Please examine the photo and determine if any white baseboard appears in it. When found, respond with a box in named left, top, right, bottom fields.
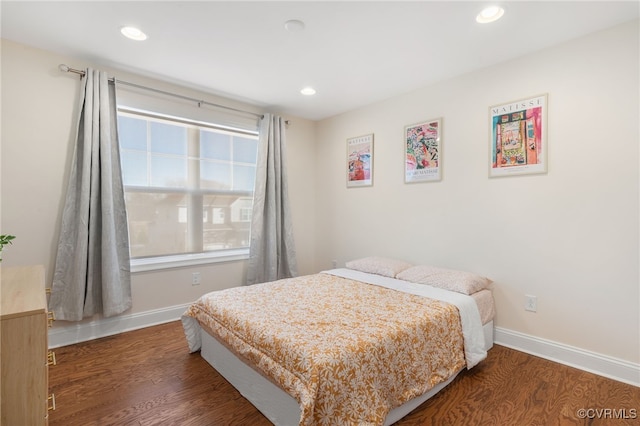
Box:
left=48, top=303, right=190, bottom=349
left=494, top=326, right=640, bottom=387
left=49, top=309, right=640, bottom=387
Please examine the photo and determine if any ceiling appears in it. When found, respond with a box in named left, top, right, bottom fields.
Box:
left=1, top=1, right=638, bottom=121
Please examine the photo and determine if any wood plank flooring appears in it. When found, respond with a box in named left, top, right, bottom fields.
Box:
left=48, top=321, right=639, bottom=425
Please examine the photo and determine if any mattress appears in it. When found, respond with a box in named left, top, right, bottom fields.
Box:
left=182, top=269, right=495, bottom=425
left=471, top=288, right=495, bottom=326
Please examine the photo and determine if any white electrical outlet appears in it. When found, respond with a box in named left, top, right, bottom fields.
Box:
left=331, top=260, right=337, bottom=268
left=192, top=272, right=201, bottom=286
left=525, top=294, right=537, bottom=312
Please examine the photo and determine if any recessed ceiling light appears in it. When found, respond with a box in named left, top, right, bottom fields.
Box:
left=300, top=87, right=316, bottom=96
left=120, top=26, right=147, bottom=41
left=284, top=19, right=305, bottom=32
left=476, top=6, right=505, bottom=24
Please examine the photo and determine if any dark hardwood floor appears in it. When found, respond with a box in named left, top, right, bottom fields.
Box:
left=48, top=321, right=639, bottom=425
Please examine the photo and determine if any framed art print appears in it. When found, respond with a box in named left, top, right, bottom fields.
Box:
left=489, top=94, right=547, bottom=177
left=347, top=133, right=373, bottom=187
left=405, top=118, right=442, bottom=183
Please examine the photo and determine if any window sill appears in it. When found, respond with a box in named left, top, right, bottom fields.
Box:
left=130, top=249, right=249, bottom=273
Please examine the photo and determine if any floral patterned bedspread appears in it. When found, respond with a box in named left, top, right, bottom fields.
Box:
left=182, top=273, right=466, bottom=426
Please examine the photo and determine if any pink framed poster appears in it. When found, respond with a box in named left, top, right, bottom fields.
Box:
left=347, top=133, right=373, bottom=187
left=405, top=118, right=442, bottom=183
left=489, top=94, right=548, bottom=177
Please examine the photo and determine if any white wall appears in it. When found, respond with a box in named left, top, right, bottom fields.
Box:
left=1, top=20, right=637, bottom=381
left=315, top=20, right=639, bottom=366
left=0, top=39, right=317, bottom=323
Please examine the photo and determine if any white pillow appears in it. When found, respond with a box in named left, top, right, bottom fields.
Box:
left=345, top=256, right=413, bottom=278
left=396, top=265, right=492, bottom=295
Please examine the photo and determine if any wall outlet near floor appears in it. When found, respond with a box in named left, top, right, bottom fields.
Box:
left=192, top=272, right=201, bottom=286
left=331, top=259, right=337, bottom=269
left=525, top=294, right=537, bottom=312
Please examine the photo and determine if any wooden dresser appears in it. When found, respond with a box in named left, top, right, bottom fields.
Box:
left=1, top=265, right=55, bottom=425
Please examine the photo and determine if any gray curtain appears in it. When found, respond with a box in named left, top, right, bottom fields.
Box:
left=49, top=68, right=131, bottom=321
left=246, top=114, right=297, bottom=285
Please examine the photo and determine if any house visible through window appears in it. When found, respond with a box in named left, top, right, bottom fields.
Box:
left=117, top=109, right=258, bottom=260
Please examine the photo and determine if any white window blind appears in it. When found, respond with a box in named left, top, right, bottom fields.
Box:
left=117, top=108, right=259, bottom=267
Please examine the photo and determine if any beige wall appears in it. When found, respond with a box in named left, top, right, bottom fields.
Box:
left=2, top=20, right=638, bottom=366
left=0, top=39, right=317, bottom=315
left=314, top=20, right=639, bottom=364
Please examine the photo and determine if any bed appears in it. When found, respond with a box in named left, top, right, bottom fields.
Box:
left=182, top=259, right=495, bottom=426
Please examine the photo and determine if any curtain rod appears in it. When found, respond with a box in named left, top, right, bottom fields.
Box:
left=58, top=64, right=264, bottom=120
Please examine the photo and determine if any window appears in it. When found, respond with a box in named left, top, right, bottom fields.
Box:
left=117, top=109, right=259, bottom=263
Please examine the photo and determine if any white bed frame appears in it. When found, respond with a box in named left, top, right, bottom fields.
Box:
left=199, top=321, right=494, bottom=426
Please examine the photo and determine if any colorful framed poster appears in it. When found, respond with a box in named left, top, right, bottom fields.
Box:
left=405, top=118, right=442, bottom=183
left=347, top=133, right=373, bottom=187
left=489, top=94, right=547, bottom=177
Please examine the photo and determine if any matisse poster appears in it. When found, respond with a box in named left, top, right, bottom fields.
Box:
left=405, top=119, right=442, bottom=183
left=490, top=94, right=547, bottom=177
left=347, top=133, right=373, bottom=187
